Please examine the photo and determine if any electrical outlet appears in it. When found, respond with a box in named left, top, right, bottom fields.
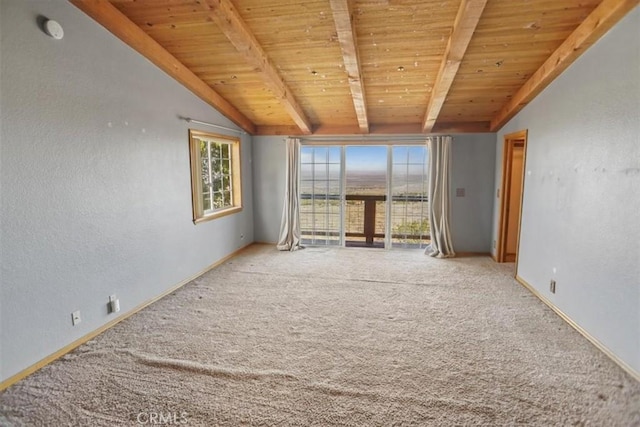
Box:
left=550, top=280, right=556, bottom=294
left=72, top=310, right=81, bottom=325
left=108, top=295, right=120, bottom=314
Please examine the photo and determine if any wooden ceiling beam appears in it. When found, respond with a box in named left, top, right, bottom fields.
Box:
left=201, top=0, right=313, bottom=135
left=422, top=0, right=488, bottom=133
left=255, top=121, right=490, bottom=136
left=70, top=0, right=255, bottom=134
left=329, top=0, right=369, bottom=133
left=490, top=0, right=639, bottom=132
left=431, top=121, right=491, bottom=133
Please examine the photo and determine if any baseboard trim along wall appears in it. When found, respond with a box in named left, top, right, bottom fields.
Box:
left=515, top=275, right=640, bottom=382
left=455, top=252, right=491, bottom=258
left=255, top=242, right=489, bottom=258
left=7, top=248, right=632, bottom=390
left=0, top=243, right=254, bottom=392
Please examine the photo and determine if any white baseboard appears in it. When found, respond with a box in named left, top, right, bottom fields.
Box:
left=515, top=275, right=640, bottom=382
left=0, top=243, right=254, bottom=391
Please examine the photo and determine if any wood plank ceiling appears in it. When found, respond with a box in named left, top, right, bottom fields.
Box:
left=71, top=0, right=638, bottom=135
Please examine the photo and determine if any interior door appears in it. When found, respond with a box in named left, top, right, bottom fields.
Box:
left=505, top=143, right=524, bottom=259
left=498, top=130, right=528, bottom=263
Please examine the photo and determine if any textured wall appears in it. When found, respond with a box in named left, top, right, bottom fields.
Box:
left=491, top=8, right=640, bottom=373
left=0, top=0, right=253, bottom=381
left=252, top=136, right=287, bottom=244
left=450, top=134, right=496, bottom=253
left=252, top=134, right=496, bottom=252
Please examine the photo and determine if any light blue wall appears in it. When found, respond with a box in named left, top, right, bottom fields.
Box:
left=491, top=8, right=640, bottom=374
left=451, top=134, right=496, bottom=253
left=0, top=0, right=253, bottom=382
left=252, top=134, right=496, bottom=252
left=252, top=136, right=286, bottom=243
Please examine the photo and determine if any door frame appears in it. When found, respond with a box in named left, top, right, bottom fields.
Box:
left=497, top=130, right=528, bottom=263
left=299, top=142, right=430, bottom=249
left=343, top=144, right=389, bottom=248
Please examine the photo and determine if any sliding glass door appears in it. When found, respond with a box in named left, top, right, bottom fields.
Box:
left=300, top=143, right=429, bottom=249
left=390, top=146, right=430, bottom=248
left=299, top=146, right=342, bottom=245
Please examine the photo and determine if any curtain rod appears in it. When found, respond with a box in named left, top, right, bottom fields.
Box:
left=298, top=134, right=446, bottom=145
left=181, top=117, right=245, bottom=134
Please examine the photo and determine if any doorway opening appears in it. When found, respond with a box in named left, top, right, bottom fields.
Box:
left=300, top=144, right=430, bottom=249
left=345, top=146, right=387, bottom=248
left=497, top=130, right=528, bottom=263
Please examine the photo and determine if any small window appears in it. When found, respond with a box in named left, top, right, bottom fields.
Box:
left=189, top=130, right=242, bottom=223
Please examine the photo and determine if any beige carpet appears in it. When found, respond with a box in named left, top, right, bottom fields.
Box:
left=1, top=244, right=638, bottom=426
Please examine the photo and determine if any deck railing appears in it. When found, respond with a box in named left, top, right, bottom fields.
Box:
left=300, top=194, right=430, bottom=247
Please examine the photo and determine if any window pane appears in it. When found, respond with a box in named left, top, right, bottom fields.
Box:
left=203, top=192, right=212, bottom=213
left=393, top=146, right=409, bottom=164
left=407, top=146, right=426, bottom=164
left=223, top=191, right=232, bottom=207
left=328, top=163, right=340, bottom=180
left=327, top=180, right=341, bottom=196
left=300, top=180, right=313, bottom=196
left=213, top=177, right=222, bottom=192
left=211, top=143, right=221, bottom=159
left=314, top=165, right=328, bottom=181
left=301, top=166, right=313, bottom=182
left=328, top=147, right=341, bottom=164
left=313, top=181, right=330, bottom=196
left=200, top=140, right=208, bottom=159
left=213, top=191, right=224, bottom=209
left=201, top=158, right=210, bottom=188
left=392, top=169, right=407, bottom=191
left=313, top=147, right=328, bottom=162
left=301, top=147, right=313, bottom=164
left=221, top=143, right=230, bottom=159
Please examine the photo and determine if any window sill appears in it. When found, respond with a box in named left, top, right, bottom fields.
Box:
left=193, top=206, right=243, bottom=224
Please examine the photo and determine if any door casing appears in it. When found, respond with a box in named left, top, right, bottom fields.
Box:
left=497, top=130, right=528, bottom=264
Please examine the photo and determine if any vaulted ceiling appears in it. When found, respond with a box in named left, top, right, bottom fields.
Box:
left=71, top=0, right=638, bottom=135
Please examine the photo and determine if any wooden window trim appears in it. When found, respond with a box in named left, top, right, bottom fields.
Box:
left=189, top=129, right=242, bottom=224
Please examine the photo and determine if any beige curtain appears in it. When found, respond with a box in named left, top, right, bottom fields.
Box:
left=277, top=137, right=302, bottom=251
left=425, top=136, right=455, bottom=258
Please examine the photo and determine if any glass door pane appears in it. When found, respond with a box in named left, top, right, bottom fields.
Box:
left=300, top=146, right=342, bottom=245
left=345, top=146, right=387, bottom=248
left=391, top=146, right=430, bottom=248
